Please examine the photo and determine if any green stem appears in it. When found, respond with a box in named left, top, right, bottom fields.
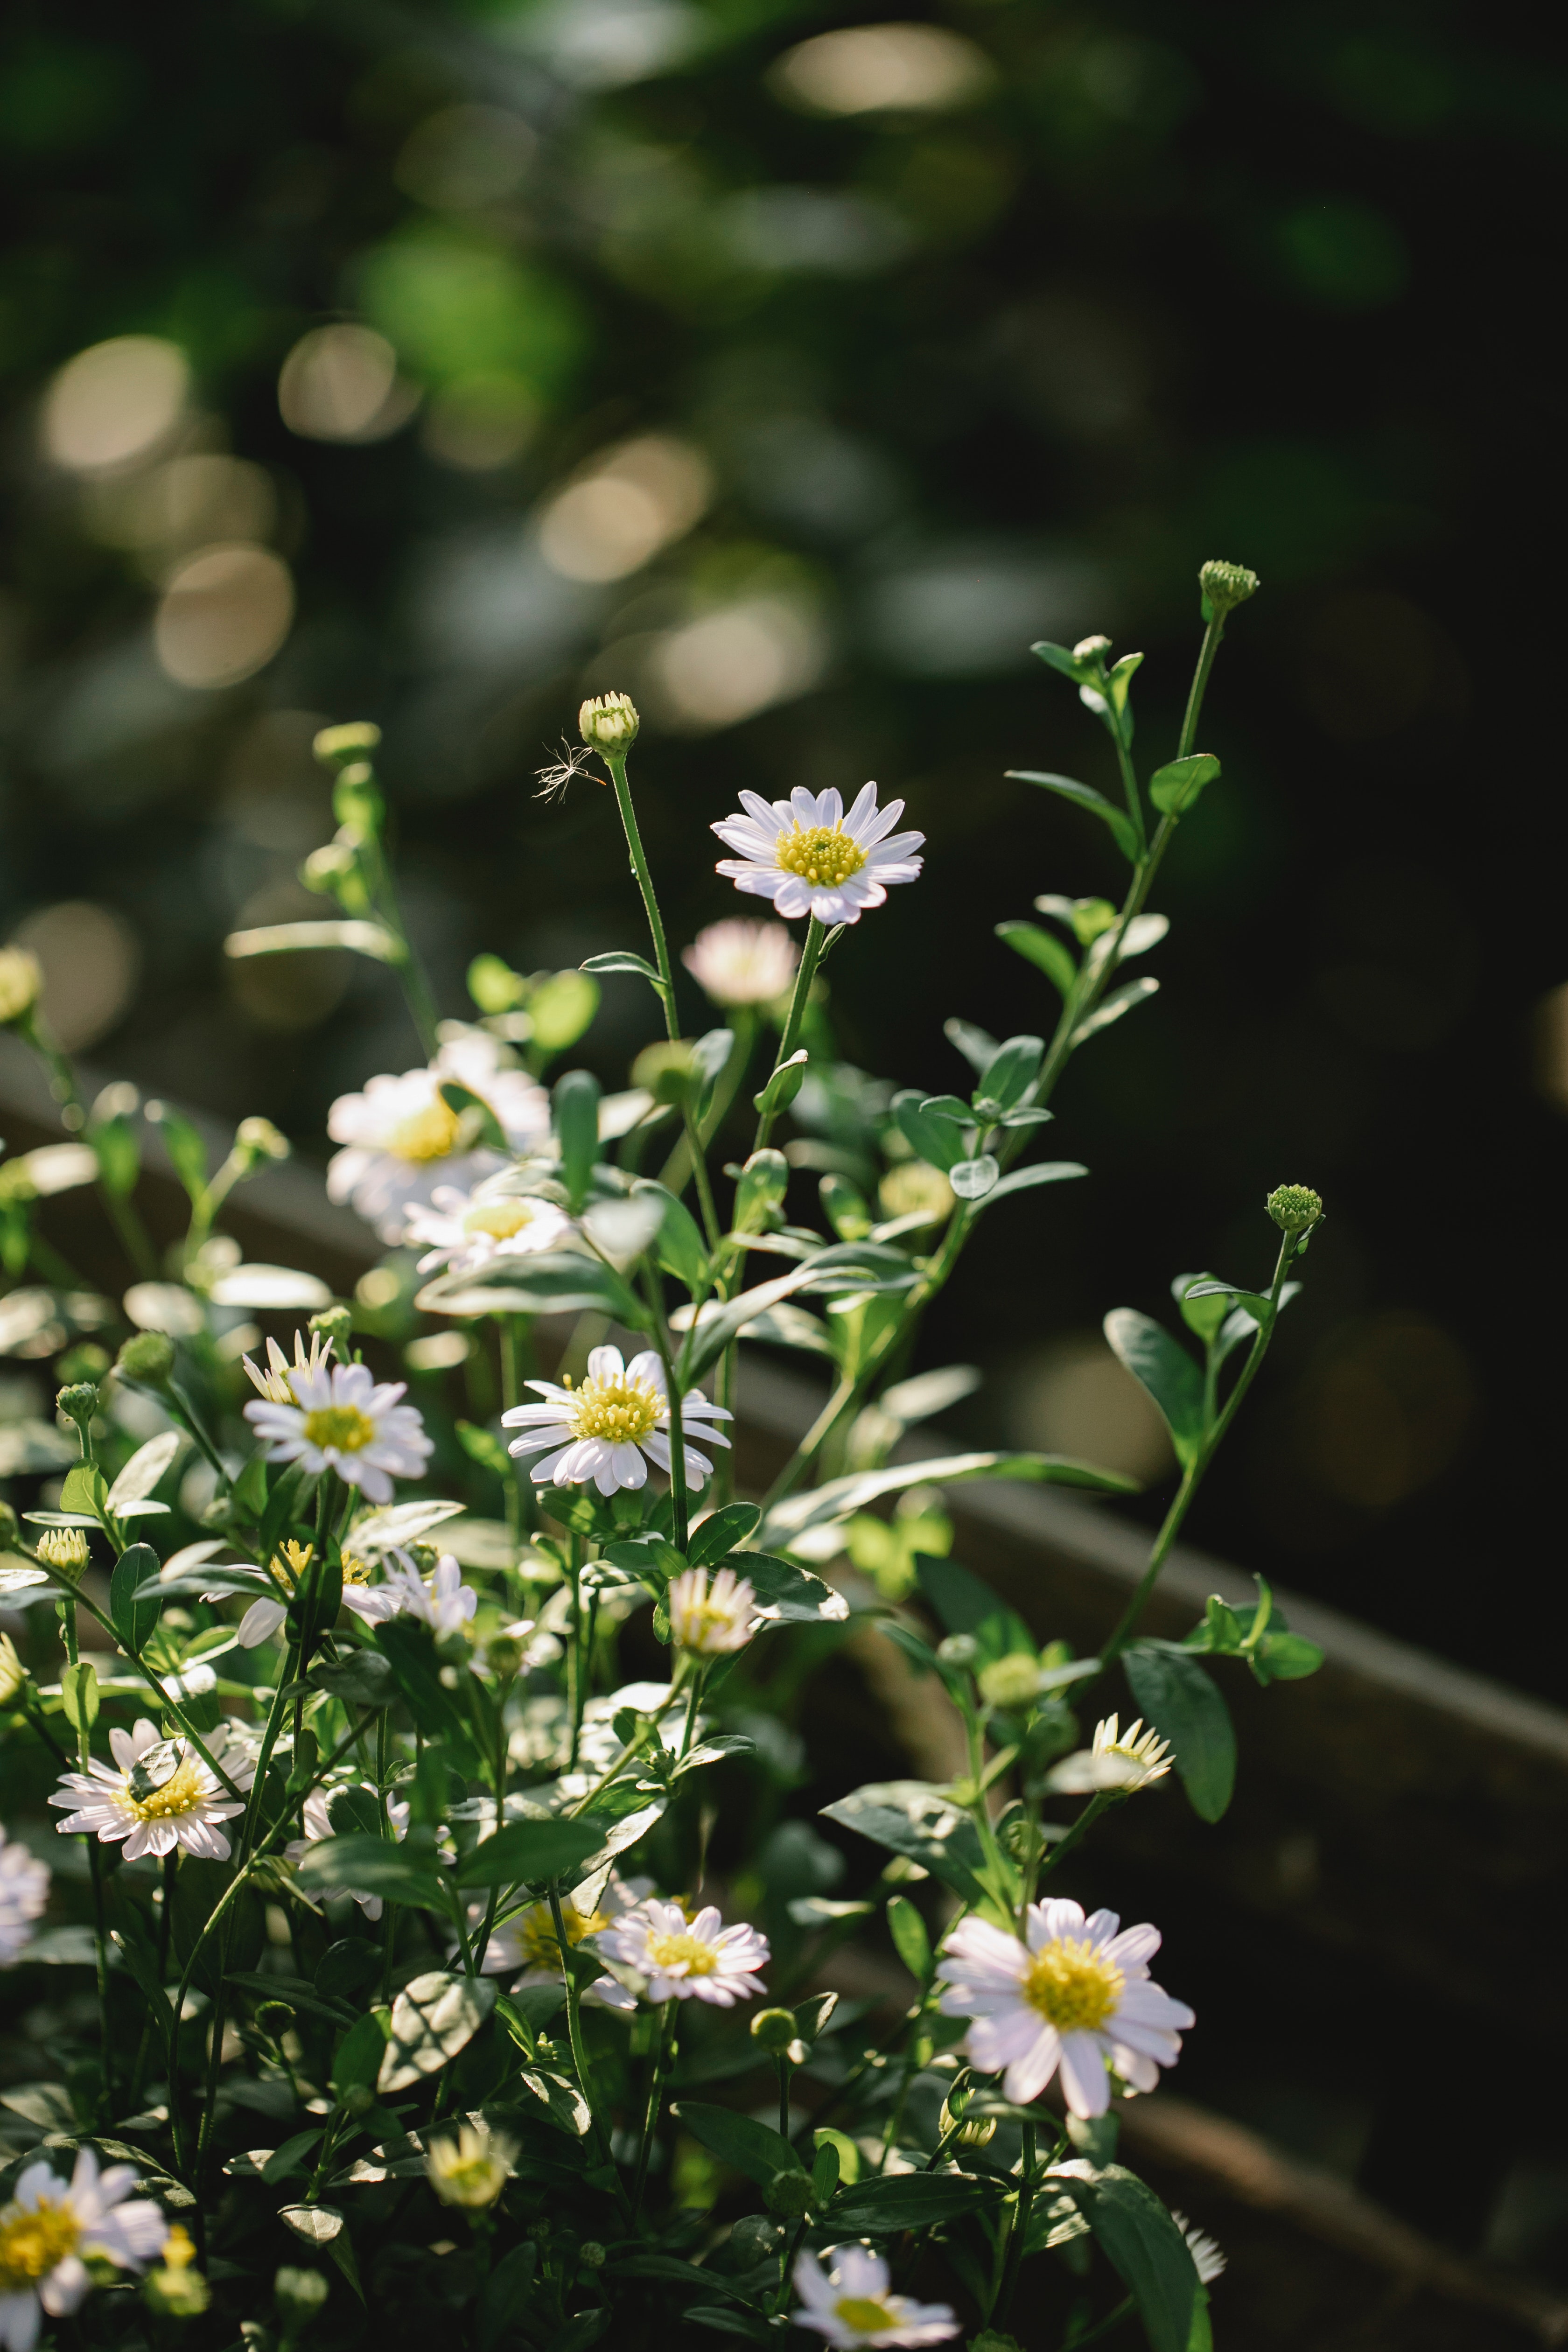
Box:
left=996, top=2120, right=1037, bottom=2324
left=631, top=2001, right=677, bottom=2221
left=751, top=917, right=825, bottom=1155
left=1067, top=2294, right=1136, bottom=2348
left=547, top=1882, right=631, bottom=2218
left=1177, top=614, right=1226, bottom=761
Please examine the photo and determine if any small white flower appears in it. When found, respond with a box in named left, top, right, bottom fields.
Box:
left=712, top=784, right=924, bottom=928
left=424, top=2121, right=516, bottom=2210
left=503, top=1344, right=731, bottom=1496
left=589, top=1896, right=769, bottom=2009
left=327, top=1032, right=551, bottom=1244
left=375, top=1551, right=477, bottom=1638
left=285, top=1789, right=411, bottom=1921
left=1172, top=2211, right=1226, bottom=2287
left=241, top=1329, right=333, bottom=1407
left=668, top=1566, right=759, bottom=1656
left=0, top=2146, right=169, bottom=2352
left=681, top=918, right=799, bottom=1007
left=1048, top=1715, right=1175, bottom=1796
left=47, top=1721, right=254, bottom=1865
left=471, top=1871, right=650, bottom=1982
left=0, top=1826, right=49, bottom=1967
left=404, top=1183, right=574, bottom=1277
left=792, top=2246, right=959, bottom=2348
left=244, top=1360, right=433, bottom=1506
left=937, top=1897, right=1193, bottom=2118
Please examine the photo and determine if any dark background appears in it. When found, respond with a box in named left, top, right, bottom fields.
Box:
left=3, top=0, right=1564, bottom=1692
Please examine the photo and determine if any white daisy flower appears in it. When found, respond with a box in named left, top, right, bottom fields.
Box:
left=0, top=2146, right=169, bottom=2352
left=285, top=1789, right=411, bottom=1921
left=792, top=2246, right=959, bottom=2348
left=1171, top=2212, right=1226, bottom=2287
left=244, top=1361, right=433, bottom=1506
left=0, top=1827, right=49, bottom=1967
left=502, top=1344, right=731, bottom=1496
left=404, top=1182, right=575, bottom=1277
left=374, top=1551, right=477, bottom=1638
left=47, top=1720, right=254, bottom=1864
left=469, top=1872, right=651, bottom=1981
left=327, top=1032, right=551, bottom=1244
left=1047, top=1715, right=1175, bottom=1796
left=668, top=1566, right=759, bottom=1656
left=241, top=1328, right=333, bottom=1407
left=681, top=918, right=799, bottom=1007
left=712, top=784, right=924, bottom=927
left=937, top=1897, right=1193, bottom=2119
left=425, top=2121, right=517, bottom=2210
left=588, top=1895, right=769, bottom=2009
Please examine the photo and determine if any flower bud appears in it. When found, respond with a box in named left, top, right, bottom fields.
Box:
left=939, top=2093, right=997, bottom=2149
left=578, top=2244, right=607, bottom=2272
left=0, top=945, right=42, bottom=1028
left=578, top=691, right=640, bottom=753
left=116, top=1330, right=175, bottom=1387
left=0, top=1631, right=28, bottom=1706
left=301, top=840, right=359, bottom=895
left=936, top=1633, right=979, bottom=1670
left=1199, top=559, right=1260, bottom=618
left=313, top=721, right=382, bottom=769
left=236, top=1115, right=290, bottom=1167
left=0, top=1502, right=19, bottom=1551
left=308, top=1303, right=352, bottom=1356
left=55, top=1382, right=99, bottom=1431
left=1267, top=1183, right=1323, bottom=1237
left=733, top=1147, right=789, bottom=1235
left=763, top=2170, right=814, bottom=2220
left=750, top=2006, right=798, bottom=2055
left=143, top=2227, right=210, bottom=2320
left=978, top=1652, right=1042, bottom=1711
left=37, top=1529, right=91, bottom=1580
left=1072, top=634, right=1112, bottom=666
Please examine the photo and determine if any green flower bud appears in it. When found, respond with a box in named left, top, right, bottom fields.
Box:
left=313, top=721, right=382, bottom=769
left=578, top=2243, right=607, bottom=2272
left=763, top=2170, right=814, bottom=2220
left=1267, top=1183, right=1323, bottom=1237
left=939, top=2094, right=996, bottom=2149
left=273, top=2265, right=330, bottom=2336
left=236, top=1115, right=290, bottom=1166
left=1072, top=634, right=1112, bottom=667
left=733, top=1147, right=789, bottom=1235
left=578, top=691, right=640, bottom=753
left=117, top=1330, right=176, bottom=1387
left=308, top=1303, right=352, bottom=1356
left=631, top=1036, right=698, bottom=1106
left=55, top=1382, right=99, bottom=1429
left=978, top=1653, right=1042, bottom=1711
left=301, top=840, right=360, bottom=895
left=1199, top=559, right=1260, bottom=618
left=37, top=1528, right=91, bottom=1580
left=750, top=2006, right=799, bottom=2055
left=0, top=945, right=42, bottom=1028
left=0, top=1631, right=28, bottom=1706
left=936, top=1633, right=979, bottom=1670
left=0, top=1501, right=20, bottom=1551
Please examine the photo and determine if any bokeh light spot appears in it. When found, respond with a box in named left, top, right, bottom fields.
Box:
left=771, top=23, right=994, bottom=116
left=9, top=900, right=140, bottom=1050
left=153, top=544, right=294, bottom=688
left=648, top=596, right=827, bottom=731
left=539, top=434, right=712, bottom=581
left=278, top=323, right=417, bottom=442
left=42, top=336, right=189, bottom=474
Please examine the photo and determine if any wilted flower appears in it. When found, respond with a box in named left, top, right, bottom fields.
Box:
left=713, top=784, right=924, bottom=927
left=327, top=1034, right=550, bottom=1243
left=425, top=2121, right=517, bottom=2209
left=668, top=1566, right=759, bottom=1656
left=0, top=1826, right=49, bottom=1966
left=792, top=2247, right=958, bottom=2348
left=0, top=2147, right=168, bottom=2351
left=936, top=1897, right=1193, bottom=2118
left=1048, top=1715, right=1174, bottom=1795
left=48, top=1721, right=253, bottom=1864
left=404, top=1183, right=574, bottom=1277
left=681, top=919, right=798, bottom=1007
left=589, top=1896, right=769, bottom=2009
left=244, top=1360, right=432, bottom=1505
left=503, top=1345, right=731, bottom=1496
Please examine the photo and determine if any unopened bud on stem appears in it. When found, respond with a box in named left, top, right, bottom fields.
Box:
left=1267, top=1183, right=1323, bottom=1237
left=579, top=692, right=640, bottom=754
left=0, top=946, right=42, bottom=1028
left=313, top=721, right=381, bottom=769
left=117, top=1331, right=175, bottom=1388
left=1199, top=560, right=1260, bottom=618
left=37, top=1528, right=91, bottom=1581
left=750, top=2006, right=798, bottom=2055
left=56, top=1383, right=99, bottom=1431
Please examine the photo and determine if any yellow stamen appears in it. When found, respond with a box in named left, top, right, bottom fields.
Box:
left=386, top=1095, right=462, bottom=1163
left=0, top=2199, right=80, bottom=2292
left=1020, top=1936, right=1124, bottom=2033
left=514, top=1901, right=608, bottom=1968
left=302, top=1405, right=377, bottom=1455
left=646, top=1929, right=719, bottom=1976
left=129, top=1754, right=206, bottom=1821
left=161, top=2226, right=196, bottom=2273
left=269, top=1540, right=314, bottom=1593
left=339, top=1552, right=371, bottom=1587
left=774, top=822, right=867, bottom=889
left=462, top=1200, right=538, bottom=1240
left=568, top=1374, right=659, bottom=1447
left=835, top=2299, right=897, bottom=2332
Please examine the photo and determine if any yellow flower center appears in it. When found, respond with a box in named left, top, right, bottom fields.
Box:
left=835, top=2299, right=897, bottom=2333
left=128, top=1754, right=206, bottom=1821
left=270, top=1540, right=313, bottom=1592
left=386, top=1094, right=463, bottom=1163
left=566, top=1373, right=660, bottom=1447
left=645, top=1929, right=719, bottom=1976
left=161, top=2226, right=196, bottom=2273
left=1020, top=1936, right=1124, bottom=2034
left=514, top=1902, right=607, bottom=1968
left=0, top=2199, right=81, bottom=2291
left=676, top=1600, right=745, bottom=1652
left=463, top=1199, right=538, bottom=1240
left=774, top=822, right=867, bottom=889
left=339, top=1552, right=371, bottom=1587
left=302, top=1405, right=377, bottom=1456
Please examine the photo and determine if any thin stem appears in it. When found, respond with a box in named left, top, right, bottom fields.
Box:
left=996, top=2120, right=1037, bottom=2324
left=631, top=2001, right=677, bottom=2220
left=547, top=1881, right=631, bottom=2218
left=1177, top=614, right=1226, bottom=760
left=1067, top=2295, right=1136, bottom=2349
left=751, top=917, right=825, bottom=1155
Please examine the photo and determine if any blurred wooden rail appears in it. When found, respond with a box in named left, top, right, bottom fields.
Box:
left=6, top=1035, right=1568, bottom=2338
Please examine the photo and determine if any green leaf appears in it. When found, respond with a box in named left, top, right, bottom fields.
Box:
left=1149, top=754, right=1220, bottom=817
left=886, top=1894, right=931, bottom=1982
left=890, top=1088, right=964, bottom=1172
left=982, top=1161, right=1088, bottom=1206
left=1074, top=975, right=1159, bottom=1042
left=60, top=1659, right=99, bottom=1733
left=759, top=1448, right=1138, bottom=1550
left=377, top=1970, right=496, bottom=2094
left=108, top=1542, right=161, bottom=1652
left=552, top=1068, right=601, bottom=1214
left=672, top=2100, right=804, bottom=2187
left=1172, top=1273, right=1232, bottom=1345
left=752, top=1048, right=808, bottom=1117
left=278, top=2202, right=364, bottom=2302
left=819, top=1782, right=990, bottom=1909
left=527, top=969, right=599, bottom=1057
left=416, top=1248, right=642, bottom=1325
left=995, top=921, right=1078, bottom=998
left=437, top=1081, right=507, bottom=1152
left=294, top=1833, right=448, bottom=1909
left=1030, top=640, right=1085, bottom=680
left=455, top=1816, right=609, bottom=1890
left=1252, top=1631, right=1324, bottom=1683
left=308, top=1651, right=397, bottom=1709
left=372, top=1619, right=481, bottom=1766
left=678, top=1247, right=914, bottom=1388
left=225, top=919, right=400, bottom=961
left=688, top=1504, right=762, bottom=1568
left=915, top=1556, right=1034, bottom=1666
left=1123, top=1646, right=1236, bottom=1821
left=977, top=1034, right=1044, bottom=1110
left=828, top=2171, right=1000, bottom=2233
left=1057, top=2165, right=1199, bottom=2352
left=635, top=1180, right=709, bottom=1295
left=59, top=1463, right=110, bottom=1522
left=477, top=2243, right=538, bottom=2352
left=580, top=950, right=666, bottom=994
left=949, top=1155, right=998, bottom=1201
left=330, top=2009, right=392, bottom=2098
left=1007, top=770, right=1137, bottom=861
left=1103, top=1310, right=1204, bottom=1464
left=259, top=1462, right=313, bottom=1561
left=106, top=1432, right=182, bottom=1512
left=728, top=1551, right=849, bottom=1626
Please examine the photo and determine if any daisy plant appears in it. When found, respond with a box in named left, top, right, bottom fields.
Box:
left=0, top=558, right=1327, bottom=2352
